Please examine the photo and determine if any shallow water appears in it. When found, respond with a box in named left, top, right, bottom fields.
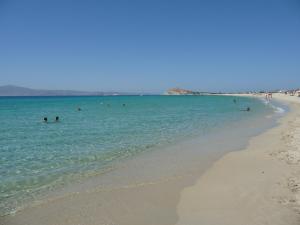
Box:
left=0, top=95, right=281, bottom=215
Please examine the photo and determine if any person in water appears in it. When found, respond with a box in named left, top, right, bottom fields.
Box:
left=77, top=107, right=81, bottom=111
left=55, top=116, right=59, bottom=122
left=43, top=117, right=48, bottom=123
left=240, top=107, right=251, bottom=112
left=233, top=99, right=237, bottom=104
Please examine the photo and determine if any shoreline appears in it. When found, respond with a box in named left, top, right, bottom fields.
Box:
left=176, top=93, right=300, bottom=225
left=1, top=94, right=295, bottom=225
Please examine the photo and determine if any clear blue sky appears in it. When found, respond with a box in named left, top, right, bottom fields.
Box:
left=0, top=0, right=299, bottom=93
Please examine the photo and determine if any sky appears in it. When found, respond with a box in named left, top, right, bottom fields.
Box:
left=0, top=0, right=299, bottom=93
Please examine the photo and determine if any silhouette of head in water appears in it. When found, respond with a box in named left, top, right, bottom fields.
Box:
left=246, top=107, right=250, bottom=111
left=122, top=103, right=126, bottom=107
left=55, top=116, right=59, bottom=122
left=44, top=117, right=48, bottom=123
left=77, top=107, right=81, bottom=111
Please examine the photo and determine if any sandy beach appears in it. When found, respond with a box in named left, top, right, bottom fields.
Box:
left=177, top=93, right=300, bottom=225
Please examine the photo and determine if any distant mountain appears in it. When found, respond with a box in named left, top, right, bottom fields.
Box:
left=0, top=85, right=133, bottom=96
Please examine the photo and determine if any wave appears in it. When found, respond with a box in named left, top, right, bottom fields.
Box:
left=259, top=98, right=285, bottom=114
left=273, top=106, right=285, bottom=114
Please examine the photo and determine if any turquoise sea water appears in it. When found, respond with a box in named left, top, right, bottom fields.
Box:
left=0, top=95, right=277, bottom=215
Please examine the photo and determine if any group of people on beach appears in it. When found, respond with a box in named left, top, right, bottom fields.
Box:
left=265, top=93, right=273, bottom=101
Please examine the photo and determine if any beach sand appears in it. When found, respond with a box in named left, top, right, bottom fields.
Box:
left=2, top=94, right=300, bottom=225
left=176, top=93, right=300, bottom=225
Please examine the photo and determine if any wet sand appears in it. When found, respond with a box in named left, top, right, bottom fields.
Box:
left=0, top=133, right=235, bottom=225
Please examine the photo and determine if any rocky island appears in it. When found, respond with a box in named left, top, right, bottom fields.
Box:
left=165, top=88, right=205, bottom=95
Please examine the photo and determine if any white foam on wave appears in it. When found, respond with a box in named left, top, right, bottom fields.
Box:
left=259, top=98, right=285, bottom=114
left=273, top=106, right=285, bottom=114
left=260, top=98, right=270, bottom=105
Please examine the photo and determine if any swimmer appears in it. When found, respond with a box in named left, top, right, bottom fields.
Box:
left=43, top=117, right=48, bottom=123
left=233, top=99, right=237, bottom=104
left=55, top=116, right=59, bottom=122
left=240, top=107, right=251, bottom=112
left=122, top=103, right=126, bottom=107
left=77, top=107, right=81, bottom=111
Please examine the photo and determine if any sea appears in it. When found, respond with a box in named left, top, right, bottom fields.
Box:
left=0, top=95, right=286, bottom=216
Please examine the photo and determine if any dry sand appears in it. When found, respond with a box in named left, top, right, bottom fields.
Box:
left=176, top=93, right=300, bottom=225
